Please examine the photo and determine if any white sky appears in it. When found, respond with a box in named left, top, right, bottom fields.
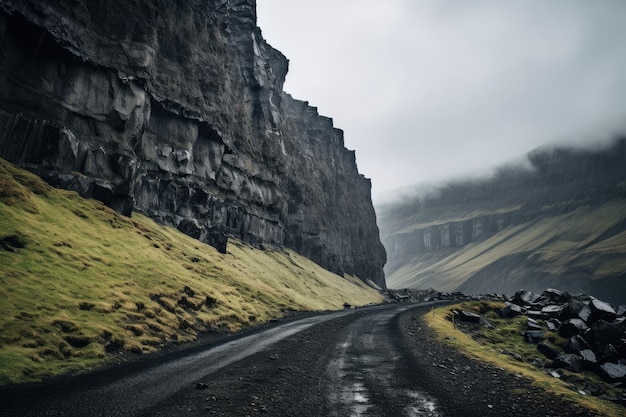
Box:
left=256, top=0, right=626, bottom=202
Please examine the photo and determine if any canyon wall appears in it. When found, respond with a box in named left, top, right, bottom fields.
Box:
left=378, top=139, right=626, bottom=302
left=0, top=0, right=386, bottom=287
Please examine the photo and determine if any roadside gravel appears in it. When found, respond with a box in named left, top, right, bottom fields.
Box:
left=397, top=308, right=599, bottom=416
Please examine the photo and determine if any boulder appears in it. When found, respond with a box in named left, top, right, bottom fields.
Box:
left=578, top=305, right=592, bottom=322
left=589, top=299, right=617, bottom=323
left=513, top=290, right=541, bottom=306
left=558, top=318, right=589, bottom=338
left=542, top=288, right=570, bottom=304
left=546, top=319, right=561, bottom=331
left=583, top=383, right=605, bottom=397
left=542, top=305, right=565, bottom=317
left=525, top=310, right=549, bottom=320
left=596, top=344, right=621, bottom=364
left=589, top=320, right=625, bottom=350
left=553, top=353, right=584, bottom=373
left=537, top=342, right=561, bottom=360
left=526, top=318, right=543, bottom=331
left=579, top=349, right=598, bottom=368
left=524, top=330, right=545, bottom=344
left=457, top=310, right=481, bottom=323
left=565, top=335, right=592, bottom=355
left=599, top=362, right=626, bottom=382
left=560, top=299, right=586, bottom=320
left=500, top=302, right=523, bottom=318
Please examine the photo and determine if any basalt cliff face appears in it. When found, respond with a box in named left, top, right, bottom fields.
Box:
left=0, top=0, right=386, bottom=287
left=378, top=140, right=626, bottom=304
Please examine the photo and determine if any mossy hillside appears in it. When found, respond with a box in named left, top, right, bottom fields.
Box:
left=425, top=302, right=623, bottom=417
left=387, top=200, right=626, bottom=295
left=0, top=159, right=384, bottom=385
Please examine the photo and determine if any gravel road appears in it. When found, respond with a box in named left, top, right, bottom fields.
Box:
left=0, top=302, right=600, bottom=416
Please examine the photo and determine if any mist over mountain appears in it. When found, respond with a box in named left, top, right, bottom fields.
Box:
left=377, top=137, right=626, bottom=305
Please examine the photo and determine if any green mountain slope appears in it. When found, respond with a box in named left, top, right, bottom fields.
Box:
left=0, top=159, right=383, bottom=385
left=379, top=139, right=626, bottom=305
left=386, top=200, right=626, bottom=302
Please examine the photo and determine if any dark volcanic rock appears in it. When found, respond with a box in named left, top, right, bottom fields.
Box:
left=553, top=353, right=584, bottom=373
left=279, top=94, right=386, bottom=282
left=537, top=342, right=560, bottom=360
left=513, top=289, right=542, bottom=305
left=542, top=288, right=570, bottom=304
left=599, top=362, right=626, bottom=382
left=0, top=0, right=386, bottom=287
left=457, top=310, right=481, bottom=323
left=558, top=318, right=589, bottom=338
left=500, top=302, right=523, bottom=318
left=589, top=320, right=625, bottom=351
left=565, top=335, right=592, bottom=355
left=523, top=330, right=545, bottom=344
left=541, top=305, right=565, bottom=317
left=0, top=234, right=25, bottom=251
left=578, top=305, right=593, bottom=322
left=560, top=299, right=586, bottom=320
left=579, top=349, right=598, bottom=368
left=589, top=299, right=618, bottom=323
left=545, top=319, right=561, bottom=331
left=495, top=288, right=626, bottom=387
left=526, top=318, right=543, bottom=331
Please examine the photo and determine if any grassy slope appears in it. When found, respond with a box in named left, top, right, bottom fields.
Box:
left=0, top=159, right=383, bottom=385
left=386, top=201, right=626, bottom=300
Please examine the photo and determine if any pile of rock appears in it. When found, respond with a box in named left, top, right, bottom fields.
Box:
left=502, top=289, right=626, bottom=384
left=387, top=288, right=506, bottom=304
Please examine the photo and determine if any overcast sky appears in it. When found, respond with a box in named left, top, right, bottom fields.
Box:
left=256, top=0, right=626, bottom=202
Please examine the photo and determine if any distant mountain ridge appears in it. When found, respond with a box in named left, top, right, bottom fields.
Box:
left=378, top=138, right=626, bottom=305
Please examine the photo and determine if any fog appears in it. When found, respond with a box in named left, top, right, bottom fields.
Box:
left=256, top=0, right=626, bottom=203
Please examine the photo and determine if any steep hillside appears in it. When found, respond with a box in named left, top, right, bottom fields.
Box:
left=378, top=139, right=626, bottom=305
left=0, top=0, right=386, bottom=287
left=0, top=159, right=383, bottom=385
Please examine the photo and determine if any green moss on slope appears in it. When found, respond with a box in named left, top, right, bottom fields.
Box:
left=0, top=159, right=383, bottom=385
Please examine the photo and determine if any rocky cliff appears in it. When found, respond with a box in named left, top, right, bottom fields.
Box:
left=378, top=139, right=626, bottom=303
left=0, top=0, right=386, bottom=287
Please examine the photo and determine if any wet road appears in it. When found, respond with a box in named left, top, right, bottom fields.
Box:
left=325, top=305, right=440, bottom=417
left=0, top=303, right=443, bottom=417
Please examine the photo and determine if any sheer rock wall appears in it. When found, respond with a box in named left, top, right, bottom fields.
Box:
left=0, top=0, right=386, bottom=287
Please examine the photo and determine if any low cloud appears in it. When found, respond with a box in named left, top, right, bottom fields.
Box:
left=257, top=1, right=626, bottom=200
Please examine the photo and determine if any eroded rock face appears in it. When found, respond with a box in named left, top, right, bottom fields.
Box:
left=280, top=94, right=386, bottom=282
left=0, top=0, right=386, bottom=287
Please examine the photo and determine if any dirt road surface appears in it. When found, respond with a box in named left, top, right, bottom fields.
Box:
left=0, top=303, right=597, bottom=416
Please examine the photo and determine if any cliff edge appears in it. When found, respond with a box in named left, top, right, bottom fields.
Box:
left=0, top=0, right=386, bottom=287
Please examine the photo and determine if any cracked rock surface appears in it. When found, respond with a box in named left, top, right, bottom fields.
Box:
left=0, top=0, right=386, bottom=287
